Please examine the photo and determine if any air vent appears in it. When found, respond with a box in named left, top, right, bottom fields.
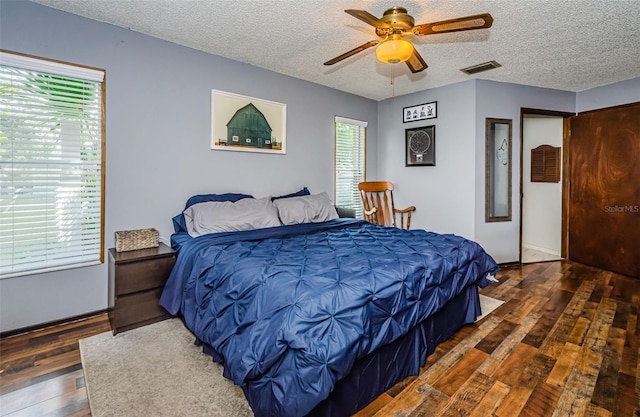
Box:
left=460, top=60, right=502, bottom=75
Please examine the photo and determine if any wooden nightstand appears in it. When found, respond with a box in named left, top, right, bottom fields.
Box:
left=108, top=242, right=176, bottom=335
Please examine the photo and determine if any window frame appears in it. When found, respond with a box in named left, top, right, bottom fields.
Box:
left=0, top=50, right=106, bottom=278
left=334, top=116, right=367, bottom=218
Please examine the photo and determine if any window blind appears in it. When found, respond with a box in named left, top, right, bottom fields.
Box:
left=0, top=51, right=105, bottom=278
left=335, top=116, right=367, bottom=218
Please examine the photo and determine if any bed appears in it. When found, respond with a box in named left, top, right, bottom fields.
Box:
left=160, top=190, right=499, bottom=417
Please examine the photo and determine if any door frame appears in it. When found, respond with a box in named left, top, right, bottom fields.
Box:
left=519, top=108, right=575, bottom=263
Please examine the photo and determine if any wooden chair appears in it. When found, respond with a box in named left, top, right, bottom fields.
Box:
left=358, top=181, right=416, bottom=229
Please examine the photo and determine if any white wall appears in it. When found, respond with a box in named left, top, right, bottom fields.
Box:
left=0, top=2, right=378, bottom=332
left=522, top=116, right=564, bottom=255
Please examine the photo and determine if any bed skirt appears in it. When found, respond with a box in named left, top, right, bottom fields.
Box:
left=306, top=284, right=481, bottom=417
left=196, top=284, right=481, bottom=417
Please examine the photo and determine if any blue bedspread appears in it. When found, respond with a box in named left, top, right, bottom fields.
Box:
left=160, top=219, right=498, bottom=417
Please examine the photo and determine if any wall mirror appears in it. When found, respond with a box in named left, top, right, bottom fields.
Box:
left=485, top=118, right=512, bottom=222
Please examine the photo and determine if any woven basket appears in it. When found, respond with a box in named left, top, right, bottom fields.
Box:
left=114, top=228, right=159, bottom=252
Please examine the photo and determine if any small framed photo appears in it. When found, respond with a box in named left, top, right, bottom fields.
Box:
left=403, top=101, right=437, bottom=123
left=406, top=125, right=435, bottom=166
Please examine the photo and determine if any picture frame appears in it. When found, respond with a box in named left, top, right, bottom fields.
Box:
left=211, top=90, right=286, bottom=154
left=406, top=125, right=436, bottom=166
left=403, top=101, right=437, bottom=123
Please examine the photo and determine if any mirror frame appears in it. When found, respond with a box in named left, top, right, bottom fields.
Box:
left=485, top=118, right=513, bottom=222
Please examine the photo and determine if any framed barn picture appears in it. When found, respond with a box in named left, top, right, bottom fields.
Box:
left=211, top=90, right=286, bottom=154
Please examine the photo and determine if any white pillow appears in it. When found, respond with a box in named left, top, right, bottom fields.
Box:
left=183, top=197, right=281, bottom=237
left=273, top=192, right=339, bottom=225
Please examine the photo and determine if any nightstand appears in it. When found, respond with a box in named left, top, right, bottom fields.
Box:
left=108, top=242, right=176, bottom=335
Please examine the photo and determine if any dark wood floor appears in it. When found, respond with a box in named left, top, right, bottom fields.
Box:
left=0, top=314, right=110, bottom=417
left=1, top=260, right=638, bottom=417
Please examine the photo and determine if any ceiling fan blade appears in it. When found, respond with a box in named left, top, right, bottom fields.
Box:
left=345, top=9, right=391, bottom=28
left=413, top=13, right=493, bottom=36
left=405, top=48, right=428, bottom=73
left=324, top=40, right=379, bottom=66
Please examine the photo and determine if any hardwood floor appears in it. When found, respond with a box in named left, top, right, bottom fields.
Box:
left=1, top=260, right=638, bottom=417
left=0, top=315, right=110, bottom=417
left=357, top=261, right=640, bottom=417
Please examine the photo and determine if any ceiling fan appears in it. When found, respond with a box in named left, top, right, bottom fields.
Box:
left=324, top=6, right=493, bottom=73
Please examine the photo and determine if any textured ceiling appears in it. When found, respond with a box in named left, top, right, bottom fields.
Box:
left=30, top=0, right=640, bottom=101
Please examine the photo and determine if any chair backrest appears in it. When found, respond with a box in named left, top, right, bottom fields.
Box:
left=358, top=181, right=415, bottom=229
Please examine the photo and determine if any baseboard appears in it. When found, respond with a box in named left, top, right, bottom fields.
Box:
left=498, top=261, right=521, bottom=269
left=522, top=243, right=560, bottom=256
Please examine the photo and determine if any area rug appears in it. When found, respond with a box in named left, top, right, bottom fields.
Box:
left=80, top=295, right=504, bottom=417
left=79, top=319, right=253, bottom=417
left=477, top=294, right=505, bottom=322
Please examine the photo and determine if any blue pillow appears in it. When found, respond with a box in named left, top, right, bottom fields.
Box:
left=173, top=193, right=253, bottom=233
left=271, top=187, right=310, bottom=201
left=184, top=193, right=253, bottom=209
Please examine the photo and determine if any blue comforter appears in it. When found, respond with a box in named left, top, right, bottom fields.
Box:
left=160, top=219, right=498, bottom=417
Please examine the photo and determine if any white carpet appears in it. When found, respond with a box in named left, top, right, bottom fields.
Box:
left=80, top=295, right=504, bottom=417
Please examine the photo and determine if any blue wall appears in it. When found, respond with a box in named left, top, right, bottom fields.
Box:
left=375, top=78, right=638, bottom=264
left=374, top=80, right=579, bottom=263
left=0, top=1, right=378, bottom=332
left=376, top=81, right=478, bottom=237
left=1, top=1, right=638, bottom=332
left=576, top=78, right=640, bottom=113
left=472, top=80, right=575, bottom=262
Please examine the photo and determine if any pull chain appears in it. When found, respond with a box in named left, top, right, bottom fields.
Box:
left=390, top=65, right=396, bottom=99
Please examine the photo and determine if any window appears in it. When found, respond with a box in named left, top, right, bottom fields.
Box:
left=0, top=51, right=105, bottom=278
left=334, top=116, right=366, bottom=218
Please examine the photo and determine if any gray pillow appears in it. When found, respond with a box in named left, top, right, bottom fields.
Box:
left=183, top=197, right=281, bottom=237
left=273, top=192, right=339, bottom=225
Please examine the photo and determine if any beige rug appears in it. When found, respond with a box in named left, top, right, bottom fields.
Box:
left=477, top=294, right=505, bottom=322
left=80, top=296, right=504, bottom=417
left=79, top=319, right=253, bottom=417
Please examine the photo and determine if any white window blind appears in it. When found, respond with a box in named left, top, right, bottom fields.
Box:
left=335, top=116, right=367, bottom=218
left=0, top=51, right=105, bottom=278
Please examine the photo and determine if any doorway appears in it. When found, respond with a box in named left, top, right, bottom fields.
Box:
left=520, top=109, right=573, bottom=264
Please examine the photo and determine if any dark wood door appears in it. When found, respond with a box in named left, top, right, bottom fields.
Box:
left=568, top=102, right=640, bottom=278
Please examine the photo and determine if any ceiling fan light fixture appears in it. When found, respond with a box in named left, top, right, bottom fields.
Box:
left=375, top=38, right=414, bottom=64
